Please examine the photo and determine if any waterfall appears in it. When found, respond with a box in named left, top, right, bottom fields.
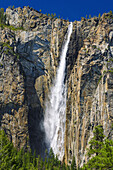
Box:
left=44, top=22, right=73, bottom=160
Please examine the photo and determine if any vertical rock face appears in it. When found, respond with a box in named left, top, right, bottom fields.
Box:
left=0, top=46, right=29, bottom=149
left=65, top=15, right=113, bottom=166
left=0, top=7, right=113, bottom=165
left=0, top=7, right=69, bottom=157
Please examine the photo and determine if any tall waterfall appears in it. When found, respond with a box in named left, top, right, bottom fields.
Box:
left=44, top=22, right=73, bottom=160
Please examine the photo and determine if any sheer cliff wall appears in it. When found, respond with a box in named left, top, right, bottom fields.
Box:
left=65, top=14, right=113, bottom=166
left=0, top=6, right=113, bottom=164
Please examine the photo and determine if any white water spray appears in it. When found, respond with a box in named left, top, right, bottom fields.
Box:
left=44, top=22, right=73, bottom=160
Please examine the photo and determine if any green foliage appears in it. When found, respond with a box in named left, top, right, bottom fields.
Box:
left=104, top=11, right=113, bottom=19
left=71, top=156, right=77, bottom=170
left=2, top=42, right=13, bottom=49
left=88, top=125, right=105, bottom=157
left=50, top=13, right=56, bottom=19
left=0, top=8, right=24, bottom=31
left=0, top=8, right=6, bottom=25
left=109, top=10, right=112, bottom=15
left=0, top=129, right=69, bottom=169
left=1, top=126, right=112, bottom=170
left=97, top=75, right=103, bottom=85
left=47, top=13, right=57, bottom=19
left=98, top=13, right=101, bottom=18
left=82, top=125, right=113, bottom=170
left=12, top=5, right=15, bottom=9
left=0, top=42, right=21, bottom=61
left=89, top=15, right=91, bottom=19
left=81, top=17, right=85, bottom=21
left=54, top=13, right=56, bottom=18
left=0, top=42, right=13, bottom=55
left=0, top=62, right=3, bottom=66
left=108, top=11, right=113, bottom=19
left=1, top=24, right=25, bottom=31
left=51, top=13, right=54, bottom=19
left=108, top=68, right=113, bottom=73
left=17, top=54, right=20, bottom=60
left=0, top=21, right=25, bottom=31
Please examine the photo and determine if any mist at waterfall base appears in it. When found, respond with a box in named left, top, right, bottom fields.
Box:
left=44, top=22, right=73, bottom=160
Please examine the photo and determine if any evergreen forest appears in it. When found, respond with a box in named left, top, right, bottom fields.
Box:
left=0, top=125, right=113, bottom=169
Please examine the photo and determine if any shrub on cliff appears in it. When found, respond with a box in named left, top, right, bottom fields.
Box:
left=0, top=8, right=6, bottom=25
left=0, top=8, right=24, bottom=30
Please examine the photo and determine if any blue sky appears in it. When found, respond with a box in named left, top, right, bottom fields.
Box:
left=0, top=0, right=113, bottom=21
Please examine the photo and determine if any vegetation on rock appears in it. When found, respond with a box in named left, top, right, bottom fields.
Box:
left=0, top=125, right=113, bottom=169
left=0, top=8, right=24, bottom=31
left=82, top=125, right=113, bottom=170
left=0, top=8, right=6, bottom=25
left=0, top=129, right=77, bottom=170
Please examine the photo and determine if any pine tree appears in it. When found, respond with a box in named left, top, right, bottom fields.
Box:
left=109, top=10, right=112, bottom=15
left=33, top=150, right=36, bottom=167
left=88, top=125, right=105, bottom=157
left=0, top=8, right=6, bottom=25
left=89, top=14, right=91, bottom=19
left=44, top=149, right=48, bottom=169
left=82, top=125, right=113, bottom=170
left=0, top=130, right=14, bottom=169
left=36, top=155, right=40, bottom=169
left=71, top=156, right=77, bottom=170
left=98, top=13, right=101, bottom=18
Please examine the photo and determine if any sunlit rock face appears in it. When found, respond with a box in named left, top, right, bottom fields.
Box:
left=0, top=6, right=113, bottom=164
left=1, top=6, right=69, bottom=157
left=65, top=15, right=113, bottom=166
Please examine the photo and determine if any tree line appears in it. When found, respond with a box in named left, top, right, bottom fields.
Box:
left=0, top=129, right=77, bottom=170
left=0, top=124, right=113, bottom=169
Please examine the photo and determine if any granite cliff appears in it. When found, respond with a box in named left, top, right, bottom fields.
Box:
left=0, top=6, right=113, bottom=166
